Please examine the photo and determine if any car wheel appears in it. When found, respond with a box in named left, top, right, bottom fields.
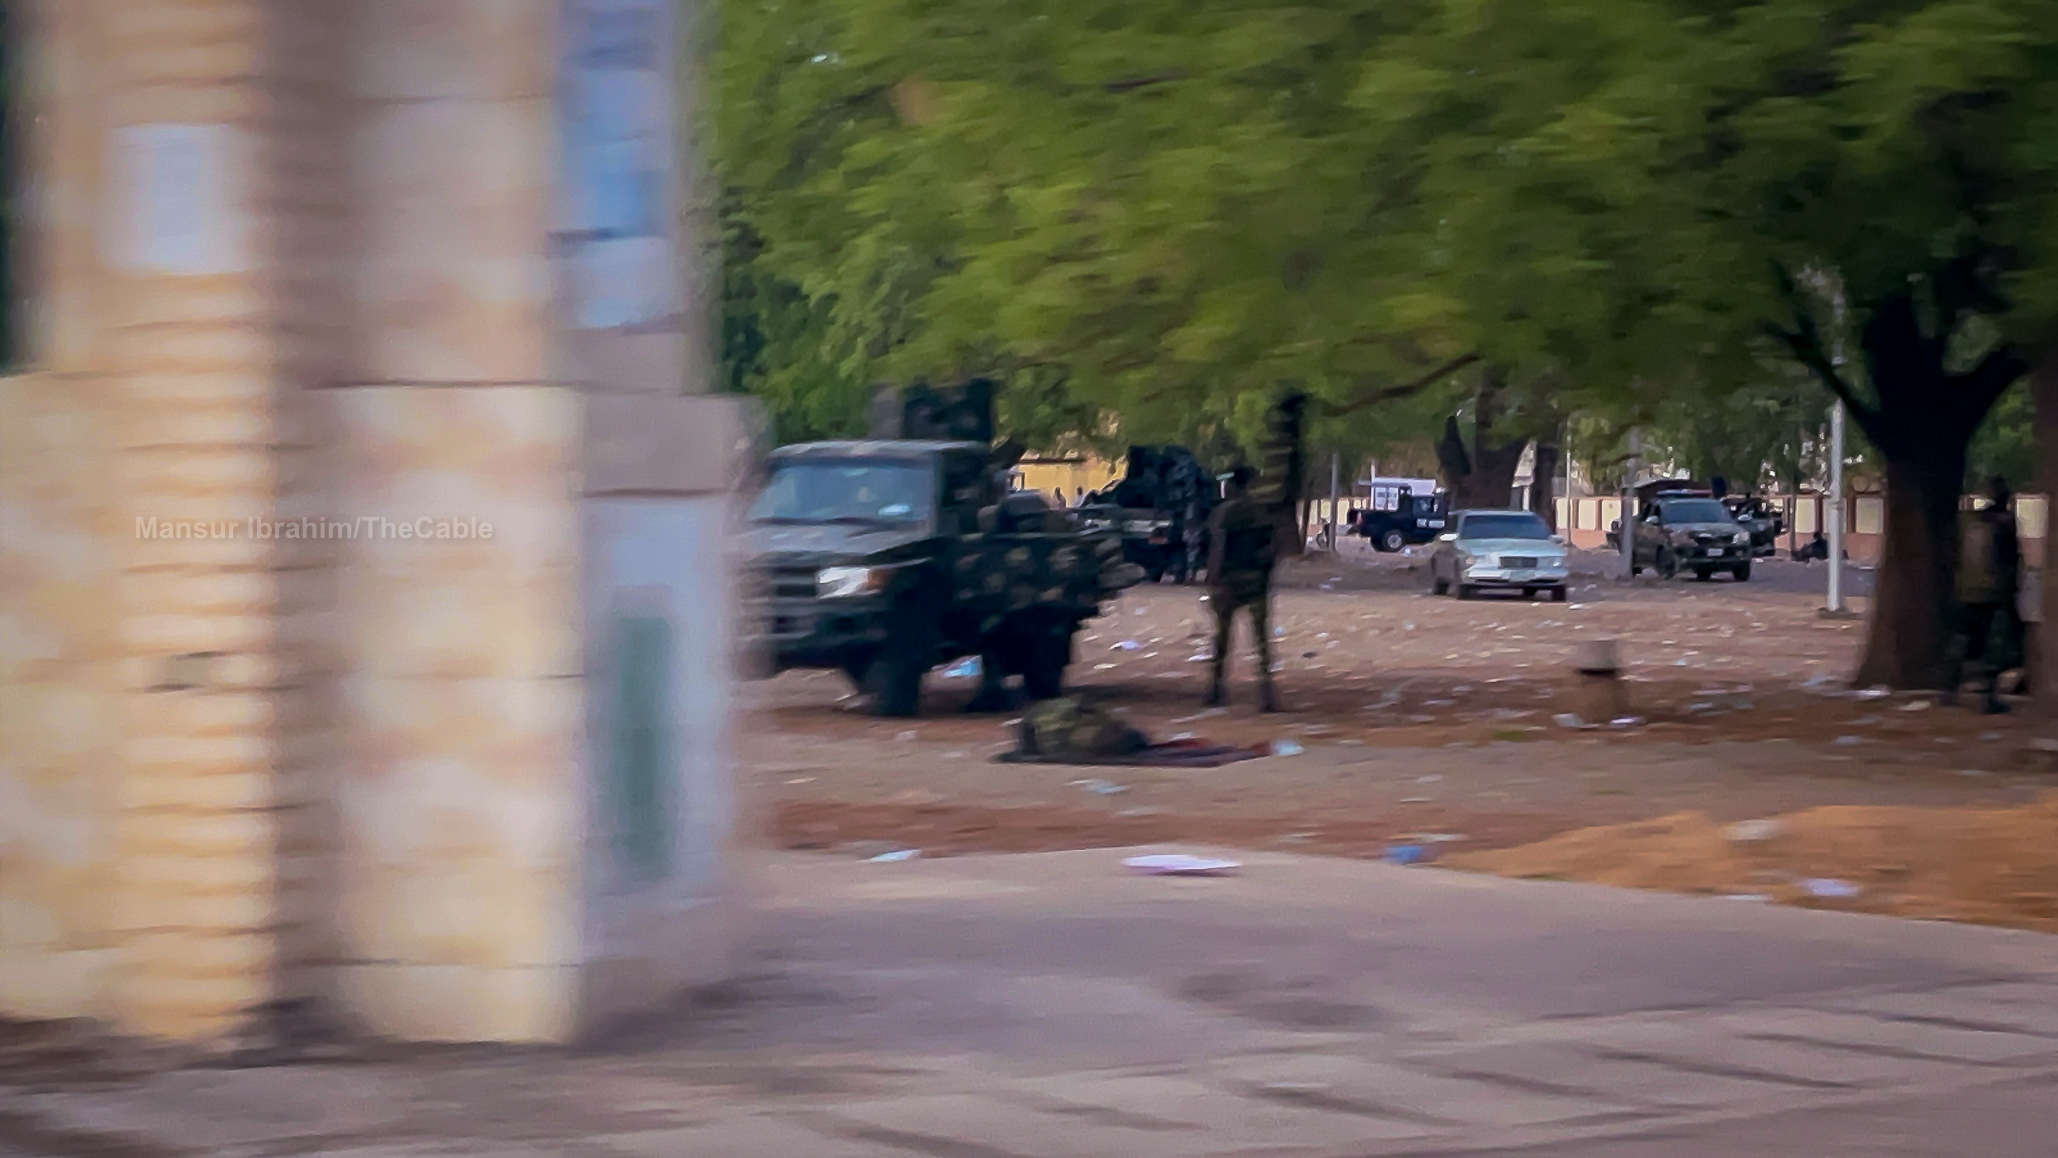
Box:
left=1732, top=562, right=1752, bottom=582
left=1382, top=530, right=1406, bottom=553
left=1549, top=585, right=1568, bottom=602
left=1456, top=583, right=1477, bottom=601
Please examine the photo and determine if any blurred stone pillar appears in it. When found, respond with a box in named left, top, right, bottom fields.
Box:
left=325, top=0, right=749, bottom=1041
left=0, top=0, right=747, bottom=1048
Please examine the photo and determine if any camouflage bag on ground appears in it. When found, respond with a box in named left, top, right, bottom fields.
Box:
left=1020, top=697, right=1149, bottom=760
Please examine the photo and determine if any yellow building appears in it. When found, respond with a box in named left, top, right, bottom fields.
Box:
left=1015, top=455, right=1124, bottom=502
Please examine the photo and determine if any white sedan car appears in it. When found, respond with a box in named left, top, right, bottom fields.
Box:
left=1428, top=509, right=1571, bottom=601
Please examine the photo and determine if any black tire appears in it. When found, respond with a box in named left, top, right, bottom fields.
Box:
left=1382, top=530, right=1406, bottom=553
left=1732, top=562, right=1752, bottom=582
left=1549, top=585, right=1568, bottom=602
left=1021, top=626, right=1073, bottom=701
left=862, top=648, right=925, bottom=717
left=1456, top=583, right=1478, bottom=601
left=1522, top=588, right=1540, bottom=601
left=841, top=655, right=875, bottom=694
left=1655, top=548, right=1678, bottom=581
left=864, top=594, right=939, bottom=717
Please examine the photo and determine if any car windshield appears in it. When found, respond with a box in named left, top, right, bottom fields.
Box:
left=749, top=460, right=934, bottom=526
left=1658, top=499, right=1733, bottom=524
left=1460, top=513, right=1551, bottom=540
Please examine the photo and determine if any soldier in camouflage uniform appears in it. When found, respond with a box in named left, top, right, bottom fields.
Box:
left=1020, top=694, right=1149, bottom=760
left=1202, top=393, right=1306, bottom=712
left=1204, top=465, right=1281, bottom=712
left=1944, top=476, right=2022, bottom=713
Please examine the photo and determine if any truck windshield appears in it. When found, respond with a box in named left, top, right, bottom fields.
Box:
left=1658, top=499, right=1733, bottom=524
left=1461, top=513, right=1551, bottom=540
left=750, top=461, right=934, bottom=526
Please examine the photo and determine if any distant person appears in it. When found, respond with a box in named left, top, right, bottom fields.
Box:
left=1073, top=487, right=1089, bottom=508
left=1053, top=487, right=1067, bottom=506
left=1944, top=476, right=2022, bottom=713
left=1203, top=465, right=1280, bottom=712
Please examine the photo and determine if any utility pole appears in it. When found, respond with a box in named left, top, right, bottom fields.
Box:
left=1826, top=403, right=1850, bottom=615
left=1825, top=284, right=1854, bottom=619
left=1561, top=419, right=1574, bottom=534
left=1619, top=427, right=1640, bottom=580
left=1327, top=452, right=1341, bottom=551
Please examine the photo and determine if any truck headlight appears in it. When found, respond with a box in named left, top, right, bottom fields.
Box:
left=817, top=566, right=887, bottom=599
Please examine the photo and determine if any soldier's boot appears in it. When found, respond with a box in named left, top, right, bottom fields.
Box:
left=1983, top=666, right=2009, bottom=714
left=1203, top=603, right=1232, bottom=706
left=1940, top=634, right=1969, bottom=707
left=1251, top=595, right=1282, bottom=713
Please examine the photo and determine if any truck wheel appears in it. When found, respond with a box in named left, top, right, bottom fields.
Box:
left=865, top=595, right=937, bottom=717
left=1456, top=583, right=1477, bottom=601
left=1549, top=585, right=1568, bottom=602
left=1731, top=561, right=1752, bottom=582
left=841, top=655, right=876, bottom=694
left=1381, top=530, right=1405, bottom=553
left=1021, top=627, right=1073, bottom=701
left=863, top=647, right=925, bottom=717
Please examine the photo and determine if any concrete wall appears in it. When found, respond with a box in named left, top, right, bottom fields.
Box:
left=0, top=0, right=746, bottom=1048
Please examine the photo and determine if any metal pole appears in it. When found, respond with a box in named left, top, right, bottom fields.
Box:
left=1826, top=281, right=1850, bottom=617
left=1327, top=452, right=1340, bottom=551
left=1620, top=427, right=1640, bottom=579
left=1827, top=403, right=1848, bottom=614
left=1562, top=419, right=1574, bottom=534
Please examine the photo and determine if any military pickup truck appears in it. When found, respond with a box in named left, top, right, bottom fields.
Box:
left=1076, top=445, right=1215, bottom=583
left=742, top=384, right=1143, bottom=717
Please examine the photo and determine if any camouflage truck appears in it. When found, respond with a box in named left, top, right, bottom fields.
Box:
left=742, top=381, right=1144, bottom=717
left=1076, top=445, right=1216, bottom=583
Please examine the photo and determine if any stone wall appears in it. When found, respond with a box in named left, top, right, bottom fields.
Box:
left=0, top=0, right=746, bottom=1048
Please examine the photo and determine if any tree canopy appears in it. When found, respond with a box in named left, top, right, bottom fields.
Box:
left=716, top=0, right=2058, bottom=685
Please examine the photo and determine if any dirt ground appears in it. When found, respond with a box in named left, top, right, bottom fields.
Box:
left=745, top=547, right=2058, bottom=927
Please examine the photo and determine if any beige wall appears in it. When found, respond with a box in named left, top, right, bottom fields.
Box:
left=0, top=0, right=745, bottom=1048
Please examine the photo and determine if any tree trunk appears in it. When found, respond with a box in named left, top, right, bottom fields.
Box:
left=1836, top=293, right=2025, bottom=689
left=1530, top=440, right=1561, bottom=530
left=1853, top=450, right=1964, bottom=689
left=1436, top=369, right=1528, bottom=510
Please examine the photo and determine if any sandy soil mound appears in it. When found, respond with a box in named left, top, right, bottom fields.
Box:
left=1449, top=793, right=2058, bottom=932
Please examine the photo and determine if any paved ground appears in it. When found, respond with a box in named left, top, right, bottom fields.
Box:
left=7, top=848, right=2058, bottom=1156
